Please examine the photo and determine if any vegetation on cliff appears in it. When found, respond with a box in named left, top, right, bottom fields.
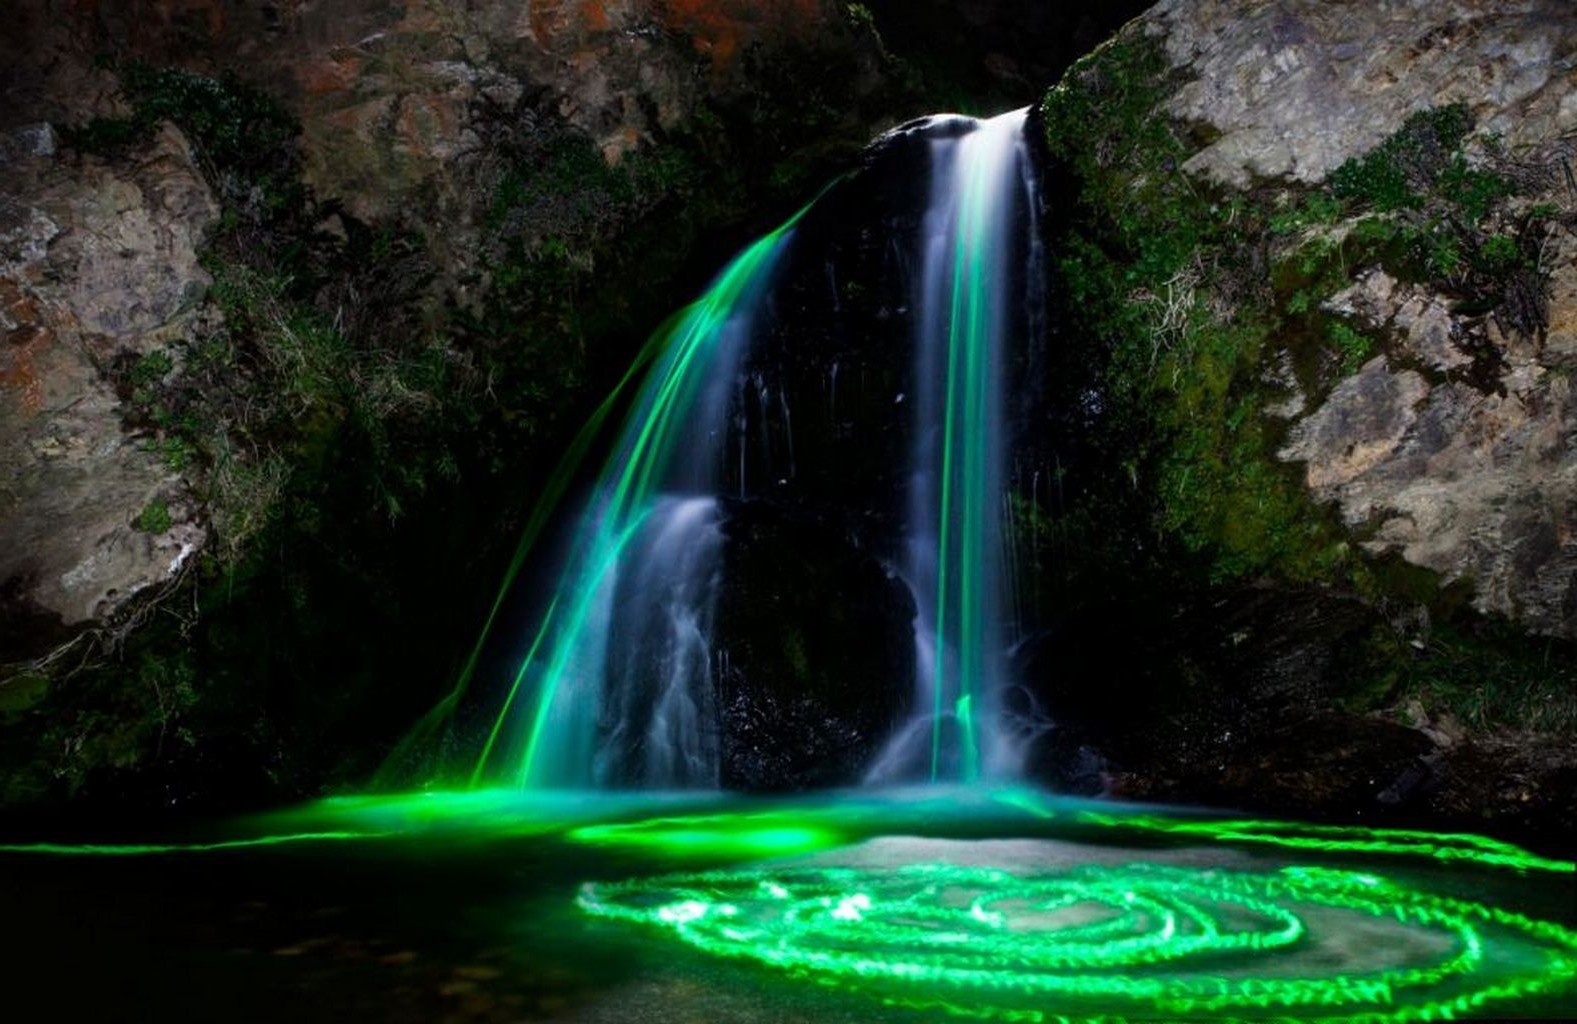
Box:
left=1031, top=30, right=1576, bottom=837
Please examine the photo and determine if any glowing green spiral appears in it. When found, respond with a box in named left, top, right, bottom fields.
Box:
left=578, top=862, right=1577, bottom=1022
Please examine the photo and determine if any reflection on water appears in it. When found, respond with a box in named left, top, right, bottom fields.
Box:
left=0, top=789, right=1572, bottom=1023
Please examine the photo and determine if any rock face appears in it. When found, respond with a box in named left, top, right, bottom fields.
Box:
left=1031, top=0, right=1577, bottom=843
left=284, top=0, right=867, bottom=235
left=4, top=0, right=881, bottom=272
left=1152, top=0, right=1577, bottom=639
left=1, top=123, right=212, bottom=662
left=1155, top=0, right=1576, bottom=188
left=1283, top=332, right=1577, bottom=640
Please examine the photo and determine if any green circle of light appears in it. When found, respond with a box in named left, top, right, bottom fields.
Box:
left=578, top=862, right=1577, bottom=1022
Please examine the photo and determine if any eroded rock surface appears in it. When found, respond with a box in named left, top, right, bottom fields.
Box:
left=6, top=0, right=880, bottom=276
left=1127, top=0, right=1577, bottom=638
left=1154, top=0, right=1577, bottom=188
left=1, top=124, right=212, bottom=661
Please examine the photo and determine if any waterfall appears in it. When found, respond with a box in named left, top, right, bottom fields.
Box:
left=469, top=214, right=803, bottom=787
left=870, top=107, right=1040, bottom=785
left=461, top=108, right=1043, bottom=791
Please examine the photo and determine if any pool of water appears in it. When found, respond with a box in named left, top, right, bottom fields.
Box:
left=1, top=789, right=1572, bottom=1023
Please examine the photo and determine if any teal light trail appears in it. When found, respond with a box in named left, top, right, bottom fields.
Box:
left=471, top=205, right=811, bottom=787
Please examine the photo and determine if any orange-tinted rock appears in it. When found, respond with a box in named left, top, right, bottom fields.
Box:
left=1, top=124, right=213, bottom=650
left=657, top=0, right=829, bottom=68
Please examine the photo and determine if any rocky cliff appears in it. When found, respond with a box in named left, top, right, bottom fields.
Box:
left=1029, top=0, right=1576, bottom=845
left=0, top=0, right=1147, bottom=806
left=3, top=0, right=1571, bottom=839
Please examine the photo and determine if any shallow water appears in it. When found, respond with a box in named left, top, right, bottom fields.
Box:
left=1, top=789, right=1572, bottom=1023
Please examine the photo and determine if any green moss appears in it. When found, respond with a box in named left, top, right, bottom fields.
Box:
left=1476, top=233, right=1524, bottom=272
left=1040, top=35, right=1349, bottom=588
left=1268, top=191, right=1344, bottom=235
left=0, top=675, right=50, bottom=720
left=1043, top=36, right=1208, bottom=289
left=133, top=500, right=173, bottom=534
left=1329, top=104, right=1473, bottom=211
left=1328, top=321, right=1374, bottom=374
left=1324, top=103, right=1558, bottom=337
left=129, top=350, right=174, bottom=389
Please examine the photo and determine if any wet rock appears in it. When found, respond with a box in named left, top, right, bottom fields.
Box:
left=723, top=128, right=936, bottom=543
left=712, top=500, right=914, bottom=791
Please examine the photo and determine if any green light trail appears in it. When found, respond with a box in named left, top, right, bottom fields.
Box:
left=932, top=132, right=997, bottom=784
left=472, top=205, right=811, bottom=788
left=916, top=111, right=1023, bottom=783
left=1076, top=809, right=1577, bottom=874
left=580, top=861, right=1577, bottom=1023
left=11, top=790, right=1567, bottom=883
left=0, top=831, right=385, bottom=856
left=571, top=813, right=841, bottom=858
left=564, top=792, right=1575, bottom=874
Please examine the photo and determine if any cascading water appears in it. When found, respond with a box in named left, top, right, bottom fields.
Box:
left=596, top=495, right=724, bottom=786
left=459, top=108, right=1044, bottom=791
left=468, top=213, right=803, bottom=787
left=870, top=107, right=1042, bottom=785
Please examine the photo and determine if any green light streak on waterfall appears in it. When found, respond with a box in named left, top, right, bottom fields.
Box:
left=475, top=204, right=811, bottom=788
left=375, top=309, right=682, bottom=787
left=931, top=128, right=1001, bottom=783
